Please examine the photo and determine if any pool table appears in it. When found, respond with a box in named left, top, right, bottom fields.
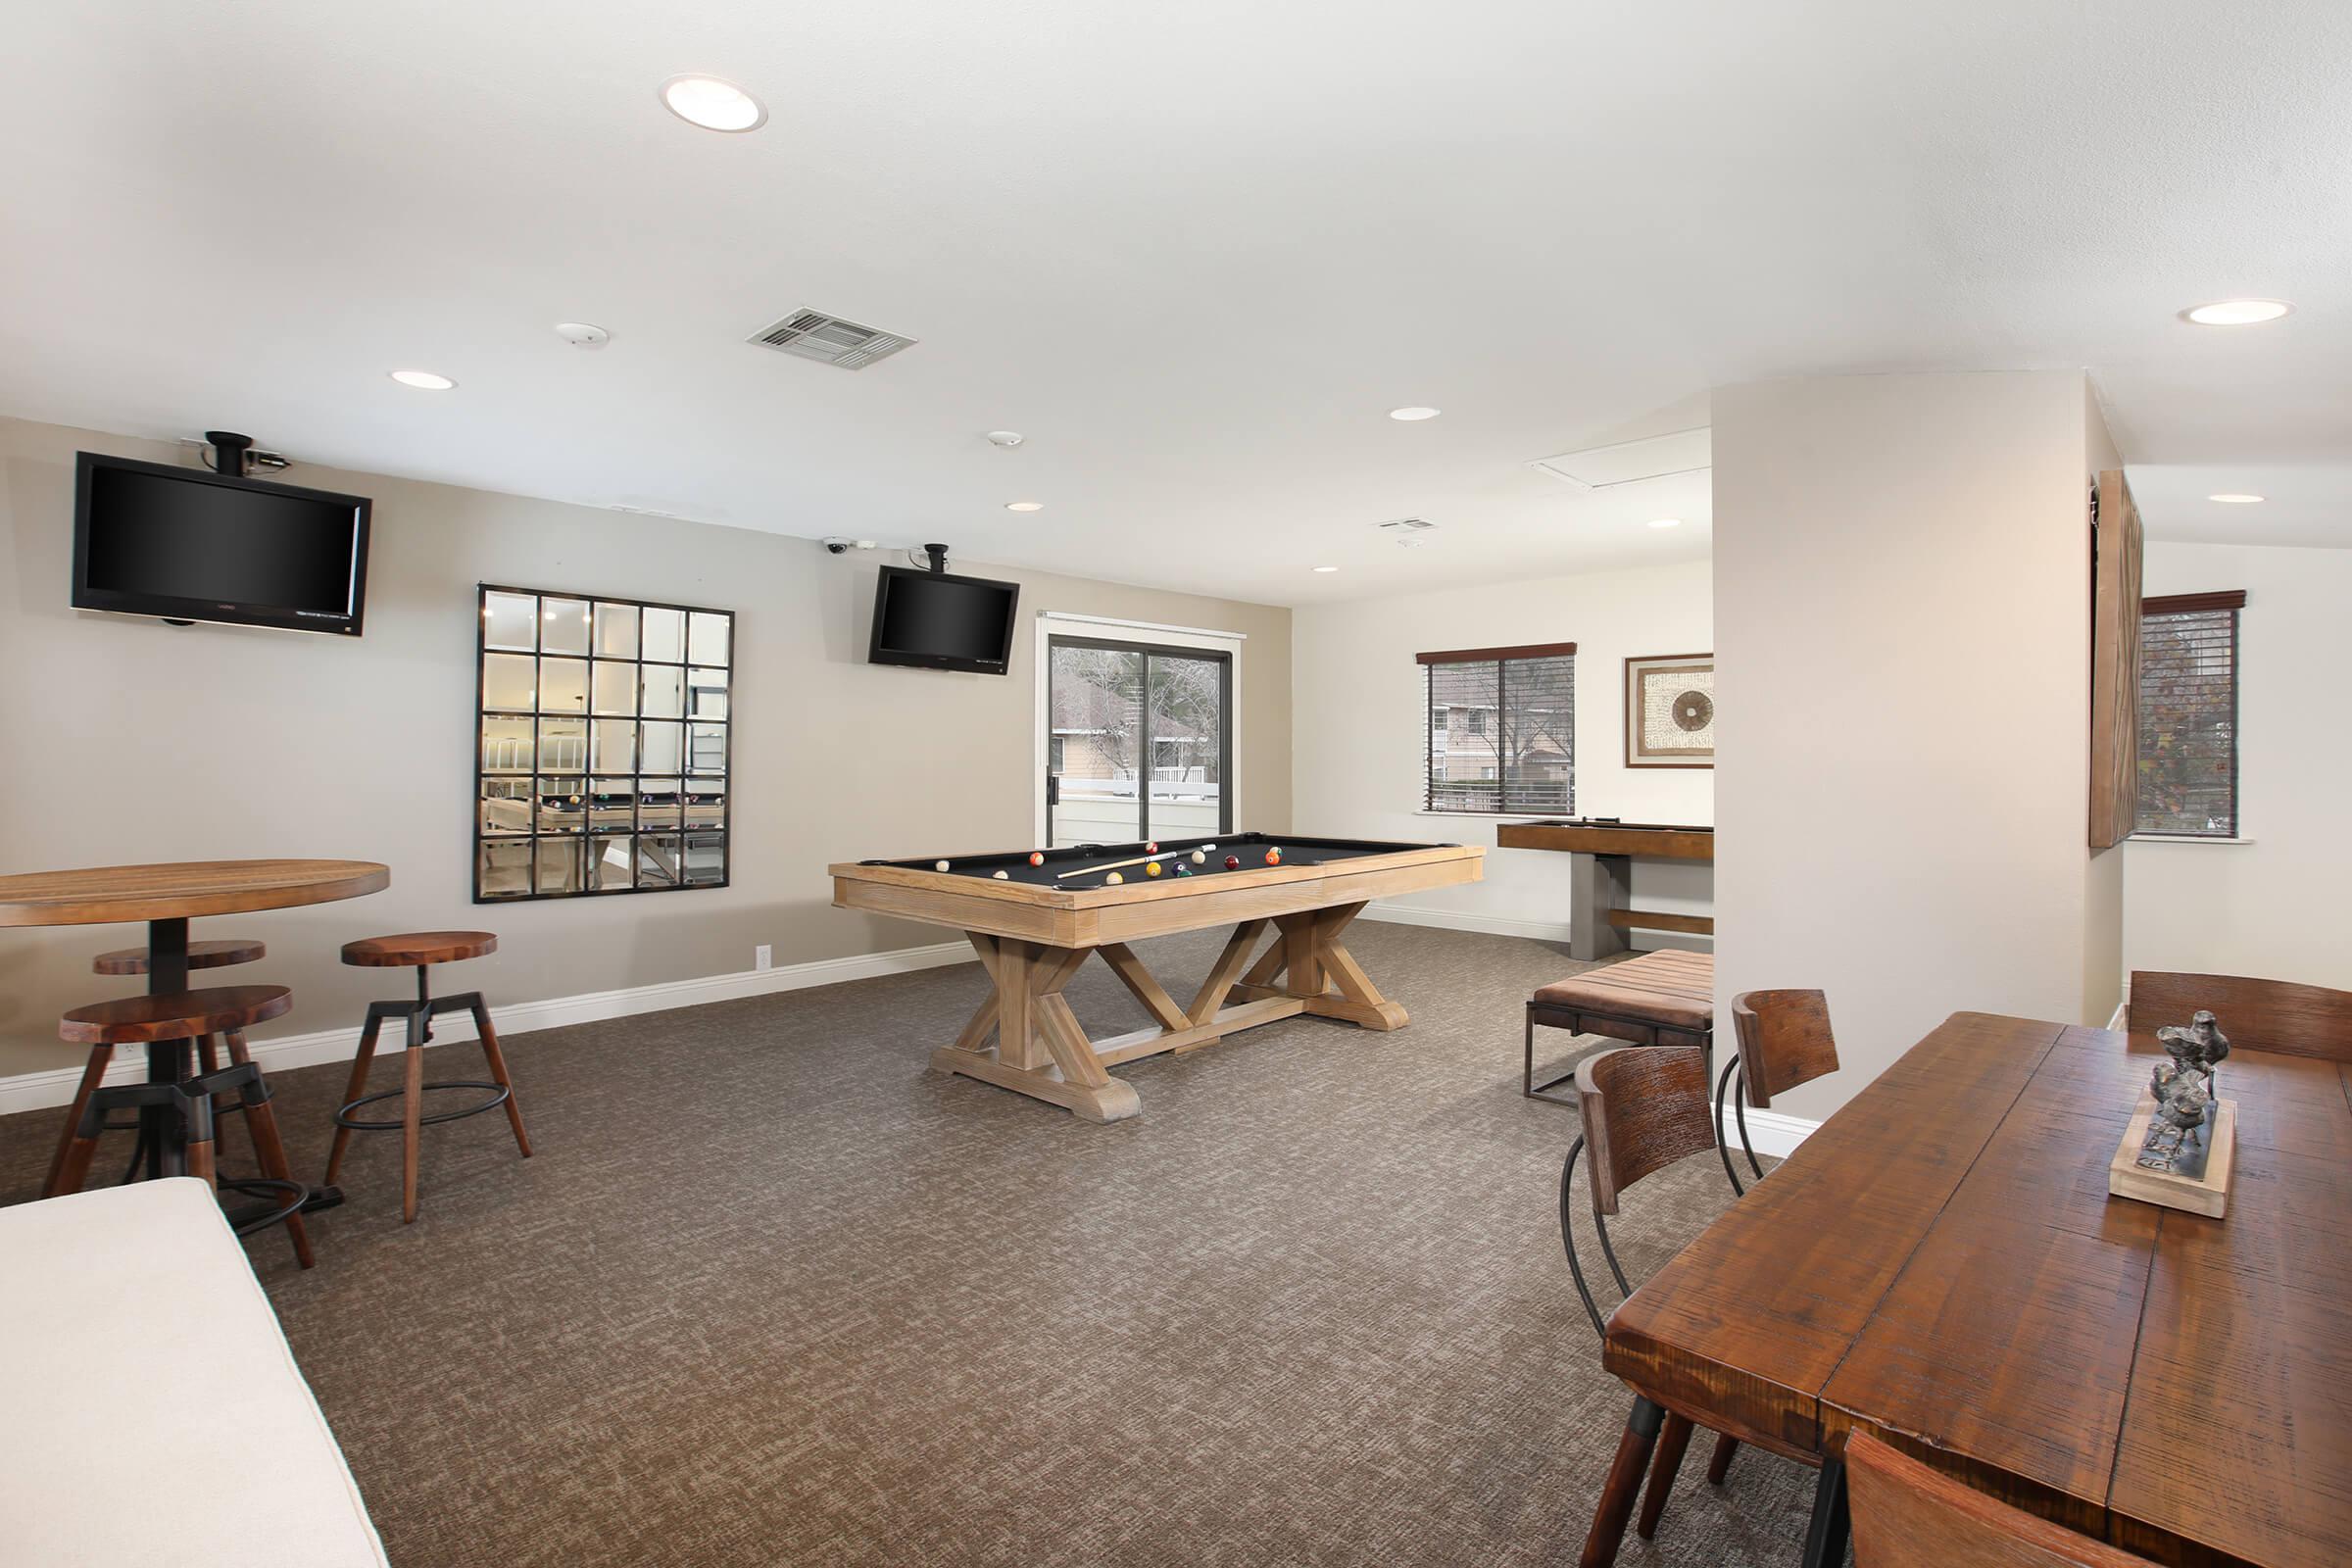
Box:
left=830, top=833, right=1483, bottom=1122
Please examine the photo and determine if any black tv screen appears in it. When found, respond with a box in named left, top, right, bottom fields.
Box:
left=72, top=452, right=371, bottom=635
left=867, top=565, right=1020, bottom=674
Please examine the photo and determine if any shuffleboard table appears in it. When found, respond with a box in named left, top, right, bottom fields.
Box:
left=830, top=833, right=1482, bottom=1122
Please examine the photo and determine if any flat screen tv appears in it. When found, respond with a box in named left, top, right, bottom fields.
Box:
left=72, top=451, right=371, bottom=635
left=867, top=565, right=1021, bottom=674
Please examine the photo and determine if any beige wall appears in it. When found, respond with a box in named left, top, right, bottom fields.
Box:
left=1292, top=560, right=1712, bottom=935
left=0, top=416, right=1290, bottom=1079
left=2125, top=540, right=2352, bottom=991
left=1711, top=370, right=2123, bottom=1122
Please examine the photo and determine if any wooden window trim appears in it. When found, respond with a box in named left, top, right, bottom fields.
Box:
left=2141, top=590, right=2246, bottom=614
left=1417, top=641, right=1576, bottom=665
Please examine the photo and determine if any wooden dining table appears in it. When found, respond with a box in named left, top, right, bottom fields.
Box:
left=0, top=859, right=390, bottom=1194
left=1580, top=1007, right=2352, bottom=1568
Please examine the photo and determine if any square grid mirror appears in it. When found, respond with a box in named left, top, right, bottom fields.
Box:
left=475, top=583, right=734, bottom=902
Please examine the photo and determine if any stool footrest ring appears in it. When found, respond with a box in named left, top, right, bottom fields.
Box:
left=218, top=1176, right=310, bottom=1239
left=333, top=1080, right=513, bottom=1132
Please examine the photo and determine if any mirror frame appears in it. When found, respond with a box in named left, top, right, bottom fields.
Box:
left=474, top=582, right=734, bottom=903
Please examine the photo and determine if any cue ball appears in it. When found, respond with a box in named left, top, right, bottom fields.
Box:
left=1105, top=871, right=1124, bottom=885
left=1223, top=855, right=1240, bottom=869
left=1191, top=851, right=1206, bottom=864
left=1145, top=860, right=1163, bottom=877
left=1265, top=848, right=1282, bottom=864
left=992, top=869, right=1009, bottom=880
left=1028, top=851, right=1045, bottom=866
left=935, top=859, right=950, bottom=871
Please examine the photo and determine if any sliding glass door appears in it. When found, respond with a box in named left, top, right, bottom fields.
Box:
left=1046, top=636, right=1231, bottom=848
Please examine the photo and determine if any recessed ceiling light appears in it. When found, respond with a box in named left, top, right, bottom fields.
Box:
left=1647, top=517, right=1683, bottom=529
left=1312, top=565, right=1340, bottom=573
left=2182, top=299, right=2292, bottom=326
left=388, top=369, right=455, bottom=390
left=1004, top=501, right=1044, bottom=512
left=659, top=74, right=767, bottom=133
left=2207, top=493, right=2264, bottom=504
left=1388, top=407, right=1441, bottom=421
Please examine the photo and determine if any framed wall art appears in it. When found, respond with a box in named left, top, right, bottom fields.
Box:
left=475, top=583, right=734, bottom=902
left=1625, top=653, right=1714, bottom=768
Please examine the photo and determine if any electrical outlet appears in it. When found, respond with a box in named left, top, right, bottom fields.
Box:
left=754, top=944, right=772, bottom=971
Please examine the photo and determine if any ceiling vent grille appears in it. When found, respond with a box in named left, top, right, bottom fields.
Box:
left=745, top=309, right=916, bottom=369
left=1378, top=517, right=1439, bottom=547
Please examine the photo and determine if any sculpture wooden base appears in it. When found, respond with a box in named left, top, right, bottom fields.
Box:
left=2108, top=1093, right=2236, bottom=1219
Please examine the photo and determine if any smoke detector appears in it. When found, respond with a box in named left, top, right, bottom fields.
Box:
left=746, top=309, right=916, bottom=370
left=555, top=321, right=611, bottom=350
left=985, top=430, right=1024, bottom=448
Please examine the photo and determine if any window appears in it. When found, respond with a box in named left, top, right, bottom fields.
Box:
left=1418, top=642, right=1575, bottom=813
left=2136, top=591, right=2242, bottom=838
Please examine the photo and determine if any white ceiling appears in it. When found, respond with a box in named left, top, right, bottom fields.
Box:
left=2, top=2, right=2347, bottom=605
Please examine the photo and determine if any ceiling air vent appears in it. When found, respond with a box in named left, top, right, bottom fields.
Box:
left=745, top=309, right=916, bottom=370
left=1378, top=516, right=1439, bottom=548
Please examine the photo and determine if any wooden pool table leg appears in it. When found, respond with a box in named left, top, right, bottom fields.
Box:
left=930, top=935, right=1142, bottom=1123
left=1235, top=904, right=1407, bottom=1030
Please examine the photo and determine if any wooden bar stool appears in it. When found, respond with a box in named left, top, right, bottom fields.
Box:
left=44, top=939, right=270, bottom=1197
left=324, top=931, right=530, bottom=1223
left=49, top=985, right=315, bottom=1269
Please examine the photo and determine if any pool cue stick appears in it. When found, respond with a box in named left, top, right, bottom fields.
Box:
left=1054, top=850, right=1184, bottom=880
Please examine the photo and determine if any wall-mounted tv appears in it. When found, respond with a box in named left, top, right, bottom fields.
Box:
left=72, top=452, right=372, bottom=635
left=867, top=564, right=1021, bottom=674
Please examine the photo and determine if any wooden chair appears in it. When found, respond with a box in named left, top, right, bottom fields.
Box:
left=50, top=985, right=315, bottom=1269
left=1846, top=1431, right=2157, bottom=1566
left=1560, top=1045, right=1753, bottom=1549
left=1718, top=988, right=1839, bottom=1195
left=2125, top=970, right=2352, bottom=1060
left=325, top=931, right=530, bottom=1223
left=44, top=939, right=269, bottom=1198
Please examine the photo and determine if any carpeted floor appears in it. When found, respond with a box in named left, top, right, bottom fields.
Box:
left=0, top=923, right=1813, bottom=1567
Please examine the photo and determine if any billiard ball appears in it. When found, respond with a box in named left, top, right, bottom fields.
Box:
left=1146, top=841, right=1158, bottom=854
left=1264, top=848, right=1282, bottom=865
left=935, top=859, right=951, bottom=871
left=1191, top=851, right=1206, bottom=864
left=1223, top=855, right=1240, bottom=869
left=1145, top=860, right=1163, bottom=877
left=1174, top=863, right=1192, bottom=876
left=1105, top=871, right=1124, bottom=885
left=992, top=869, right=1009, bottom=880
left=1028, top=851, right=1045, bottom=866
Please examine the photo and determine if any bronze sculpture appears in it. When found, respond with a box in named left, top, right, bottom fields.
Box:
left=2137, top=1009, right=2229, bottom=1176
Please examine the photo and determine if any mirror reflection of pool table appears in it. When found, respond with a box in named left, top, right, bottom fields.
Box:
left=830, top=833, right=1483, bottom=1121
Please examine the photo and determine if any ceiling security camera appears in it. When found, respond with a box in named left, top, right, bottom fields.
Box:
left=822, top=537, right=852, bottom=555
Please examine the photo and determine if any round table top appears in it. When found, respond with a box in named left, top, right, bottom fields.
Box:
left=0, top=859, right=390, bottom=927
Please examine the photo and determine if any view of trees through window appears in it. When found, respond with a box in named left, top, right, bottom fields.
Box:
left=1048, top=640, right=1228, bottom=846
left=1423, top=648, right=1574, bottom=813
left=2136, top=600, right=2239, bottom=837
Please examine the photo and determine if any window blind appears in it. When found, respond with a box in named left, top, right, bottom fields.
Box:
left=1418, top=643, right=1576, bottom=813
left=2135, top=592, right=2242, bottom=837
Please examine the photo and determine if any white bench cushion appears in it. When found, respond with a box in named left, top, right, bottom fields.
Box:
left=0, top=1178, right=388, bottom=1567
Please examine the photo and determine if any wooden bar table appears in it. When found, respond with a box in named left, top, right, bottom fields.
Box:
left=1494, top=819, right=1712, bottom=959
left=0, top=860, right=390, bottom=1193
left=1580, top=1008, right=2352, bottom=1568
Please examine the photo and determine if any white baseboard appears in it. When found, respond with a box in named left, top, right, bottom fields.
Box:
left=1721, top=1105, right=1817, bottom=1159
left=1362, top=903, right=1577, bottom=943
left=0, top=940, right=974, bottom=1117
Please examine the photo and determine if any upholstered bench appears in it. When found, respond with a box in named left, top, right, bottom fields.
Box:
left=0, top=1179, right=388, bottom=1567
left=1524, top=949, right=1714, bottom=1105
